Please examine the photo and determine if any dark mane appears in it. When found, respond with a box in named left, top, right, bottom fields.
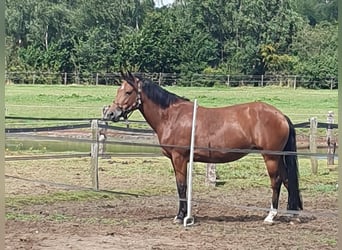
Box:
left=141, top=78, right=190, bottom=109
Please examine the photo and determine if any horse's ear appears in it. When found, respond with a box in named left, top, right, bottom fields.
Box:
left=120, top=69, right=126, bottom=79
left=120, top=69, right=137, bottom=87
left=127, top=70, right=135, bottom=82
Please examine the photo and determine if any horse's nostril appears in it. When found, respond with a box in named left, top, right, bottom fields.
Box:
left=103, top=111, right=112, bottom=120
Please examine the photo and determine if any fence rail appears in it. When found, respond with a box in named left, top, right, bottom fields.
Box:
left=5, top=71, right=338, bottom=89
left=5, top=116, right=338, bottom=133
left=5, top=114, right=338, bottom=188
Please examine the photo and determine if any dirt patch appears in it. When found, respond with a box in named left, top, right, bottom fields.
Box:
left=5, top=191, right=338, bottom=250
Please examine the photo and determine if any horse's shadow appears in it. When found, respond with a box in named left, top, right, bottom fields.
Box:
left=196, top=214, right=267, bottom=223
left=149, top=214, right=316, bottom=224
left=196, top=214, right=315, bottom=224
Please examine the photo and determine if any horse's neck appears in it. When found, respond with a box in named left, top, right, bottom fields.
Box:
left=139, top=98, right=164, bottom=133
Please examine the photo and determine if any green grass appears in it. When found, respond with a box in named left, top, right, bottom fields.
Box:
left=5, top=84, right=338, bottom=127
left=6, top=212, right=41, bottom=221
left=5, top=188, right=130, bottom=222
left=6, top=190, right=120, bottom=208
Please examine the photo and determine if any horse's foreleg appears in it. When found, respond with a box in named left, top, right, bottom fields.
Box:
left=171, top=154, right=188, bottom=224
left=174, top=181, right=187, bottom=224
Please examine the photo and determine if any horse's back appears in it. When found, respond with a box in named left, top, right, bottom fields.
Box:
left=195, top=101, right=290, bottom=151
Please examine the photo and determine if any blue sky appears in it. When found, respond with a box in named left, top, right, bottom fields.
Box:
left=154, top=0, right=175, bottom=8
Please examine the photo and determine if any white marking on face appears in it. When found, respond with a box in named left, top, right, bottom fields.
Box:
left=120, top=83, right=125, bottom=90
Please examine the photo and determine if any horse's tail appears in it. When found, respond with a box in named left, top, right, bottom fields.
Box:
left=283, top=116, right=303, bottom=210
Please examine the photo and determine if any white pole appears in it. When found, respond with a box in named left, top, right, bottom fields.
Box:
left=91, top=120, right=99, bottom=190
left=184, top=99, right=198, bottom=227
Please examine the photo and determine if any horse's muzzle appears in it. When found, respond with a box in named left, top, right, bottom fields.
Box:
left=103, top=108, right=123, bottom=122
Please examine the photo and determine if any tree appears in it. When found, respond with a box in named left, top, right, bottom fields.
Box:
left=294, top=0, right=337, bottom=26
left=183, top=0, right=303, bottom=75
left=291, top=22, right=337, bottom=88
left=4, top=0, right=338, bottom=88
left=117, top=8, right=217, bottom=74
left=259, top=44, right=296, bottom=74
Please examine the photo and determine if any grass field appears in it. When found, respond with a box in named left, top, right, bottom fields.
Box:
left=5, top=84, right=338, bottom=126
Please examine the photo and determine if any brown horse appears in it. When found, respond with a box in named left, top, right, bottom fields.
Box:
left=104, top=72, right=303, bottom=224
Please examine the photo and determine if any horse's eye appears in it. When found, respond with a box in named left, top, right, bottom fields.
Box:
left=125, top=91, right=132, bottom=96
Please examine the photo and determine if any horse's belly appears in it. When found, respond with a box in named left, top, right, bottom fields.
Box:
left=194, top=151, right=247, bottom=163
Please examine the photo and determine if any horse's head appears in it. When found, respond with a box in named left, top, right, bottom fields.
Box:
left=104, top=71, right=142, bottom=122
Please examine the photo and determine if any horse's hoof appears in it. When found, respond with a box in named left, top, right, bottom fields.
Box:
left=173, top=216, right=183, bottom=224
left=263, top=219, right=274, bottom=225
left=264, top=209, right=277, bottom=224
left=289, top=217, right=301, bottom=225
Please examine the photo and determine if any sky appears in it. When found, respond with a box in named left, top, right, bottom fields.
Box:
left=154, top=0, right=175, bottom=8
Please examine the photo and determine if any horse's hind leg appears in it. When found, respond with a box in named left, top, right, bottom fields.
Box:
left=263, top=155, right=283, bottom=223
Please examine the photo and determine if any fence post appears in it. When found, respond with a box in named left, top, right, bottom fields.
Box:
left=75, top=71, right=79, bottom=84
left=293, top=76, right=297, bottom=90
left=309, top=117, right=318, bottom=174
left=96, top=73, right=99, bottom=85
left=326, top=111, right=335, bottom=165
left=98, top=131, right=106, bottom=156
left=205, top=163, right=216, bottom=187
left=226, top=75, right=230, bottom=87
left=64, top=72, right=67, bottom=85
left=91, top=120, right=99, bottom=190
left=158, top=72, right=162, bottom=86
left=260, top=75, right=264, bottom=87
left=99, top=106, right=110, bottom=156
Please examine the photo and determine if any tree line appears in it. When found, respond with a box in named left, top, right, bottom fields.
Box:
left=5, top=0, right=338, bottom=88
